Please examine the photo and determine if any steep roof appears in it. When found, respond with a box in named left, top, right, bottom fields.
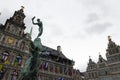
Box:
left=43, top=45, right=68, bottom=59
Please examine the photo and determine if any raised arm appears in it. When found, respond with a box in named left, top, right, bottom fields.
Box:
left=32, top=16, right=38, bottom=25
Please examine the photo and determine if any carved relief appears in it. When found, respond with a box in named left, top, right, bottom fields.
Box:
left=6, top=36, right=15, bottom=45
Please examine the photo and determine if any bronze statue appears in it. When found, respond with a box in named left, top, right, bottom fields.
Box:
left=21, top=17, right=45, bottom=80
left=32, top=16, right=43, bottom=38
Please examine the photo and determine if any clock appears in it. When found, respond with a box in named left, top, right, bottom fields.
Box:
left=7, top=37, right=15, bottom=44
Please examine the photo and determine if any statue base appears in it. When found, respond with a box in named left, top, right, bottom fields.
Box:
left=33, top=38, right=42, bottom=49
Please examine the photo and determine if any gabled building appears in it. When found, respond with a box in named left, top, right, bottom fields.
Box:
left=0, top=7, right=31, bottom=80
left=73, top=69, right=86, bottom=80
left=86, top=36, right=120, bottom=80
left=38, top=46, right=74, bottom=80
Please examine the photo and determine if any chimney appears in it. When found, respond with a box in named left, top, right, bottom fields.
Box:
left=57, top=45, right=61, bottom=52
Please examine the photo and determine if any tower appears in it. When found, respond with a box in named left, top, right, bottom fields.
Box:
left=0, top=7, right=31, bottom=80
left=86, top=56, right=98, bottom=80
left=106, top=36, right=120, bottom=76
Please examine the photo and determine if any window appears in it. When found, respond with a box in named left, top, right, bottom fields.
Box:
left=50, top=64, right=54, bottom=72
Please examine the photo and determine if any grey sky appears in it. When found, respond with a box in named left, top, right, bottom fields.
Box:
left=0, top=0, right=120, bottom=72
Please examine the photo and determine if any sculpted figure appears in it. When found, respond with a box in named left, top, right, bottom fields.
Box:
left=21, top=17, right=45, bottom=80
left=32, top=16, right=43, bottom=38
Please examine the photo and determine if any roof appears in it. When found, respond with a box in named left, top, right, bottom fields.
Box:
left=41, top=45, right=74, bottom=65
left=43, top=45, right=68, bottom=59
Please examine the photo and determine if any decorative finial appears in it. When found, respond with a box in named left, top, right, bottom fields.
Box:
left=108, top=35, right=111, bottom=41
left=99, top=52, right=102, bottom=58
left=21, top=6, right=24, bottom=10
left=89, top=56, right=92, bottom=62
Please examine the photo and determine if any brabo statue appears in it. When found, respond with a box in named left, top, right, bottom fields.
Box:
left=32, top=16, right=43, bottom=49
left=21, top=17, right=45, bottom=80
left=32, top=16, right=43, bottom=38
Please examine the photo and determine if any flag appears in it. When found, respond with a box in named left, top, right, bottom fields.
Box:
left=58, top=77, right=64, bottom=80
left=43, top=62, right=48, bottom=69
left=4, top=60, right=9, bottom=65
left=16, top=56, right=22, bottom=65
left=69, top=68, right=72, bottom=76
left=2, top=52, right=9, bottom=63
left=64, top=67, right=68, bottom=75
left=45, top=51, right=50, bottom=56
left=0, top=65, right=3, bottom=71
left=14, top=62, right=18, bottom=67
left=11, top=70, right=18, bottom=80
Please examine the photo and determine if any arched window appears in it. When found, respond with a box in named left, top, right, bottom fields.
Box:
left=20, top=41, right=25, bottom=50
left=39, top=61, right=43, bottom=70
left=1, top=36, right=5, bottom=43
left=50, top=64, right=54, bottom=72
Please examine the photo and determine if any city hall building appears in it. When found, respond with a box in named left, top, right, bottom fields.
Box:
left=0, top=7, right=31, bottom=80
left=0, top=7, right=74, bottom=80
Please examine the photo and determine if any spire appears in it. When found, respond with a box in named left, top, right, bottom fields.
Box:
left=98, top=52, right=105, bottom=63
left=21, top=6, right=24, bottom=10
left=99, top=52, right=102, bottom=58
left=99, top=52, right=102, bottom=61
left=108, top=35, right=111, bottom=41
left=89, top=56, right=92, bottom=63
left=19, top=6, right=24, bottom=12
left=87, top=56, right=96, bottom=71
left=106, top=36, right=119, bottom=55
left=107, top=36, right=117, bottom=48
left=29, top=27, right=33, bottom=37
left=16, top=6, right=25, bottom=17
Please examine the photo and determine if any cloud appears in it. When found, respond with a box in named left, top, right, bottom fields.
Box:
left=85, top=22, right=112, bottom=34
left=86, top=13, right=100, bottom=23
left=0, top=9, right=13, bottom=24
left=47, top=24, right=64, bottom=37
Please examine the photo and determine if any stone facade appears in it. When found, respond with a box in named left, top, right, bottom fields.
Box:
left=73, top=69, right=85, bottom=80
left=0, top=7, right=74, bottom=80
left=0, top=7, right=31, bottom=80
left=86, top=36, right=120, bottom=80
left=38, top=46, right=74, bottom=80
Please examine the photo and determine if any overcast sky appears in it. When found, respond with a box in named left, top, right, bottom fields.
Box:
left=0, top=0, right=120, bottom=72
